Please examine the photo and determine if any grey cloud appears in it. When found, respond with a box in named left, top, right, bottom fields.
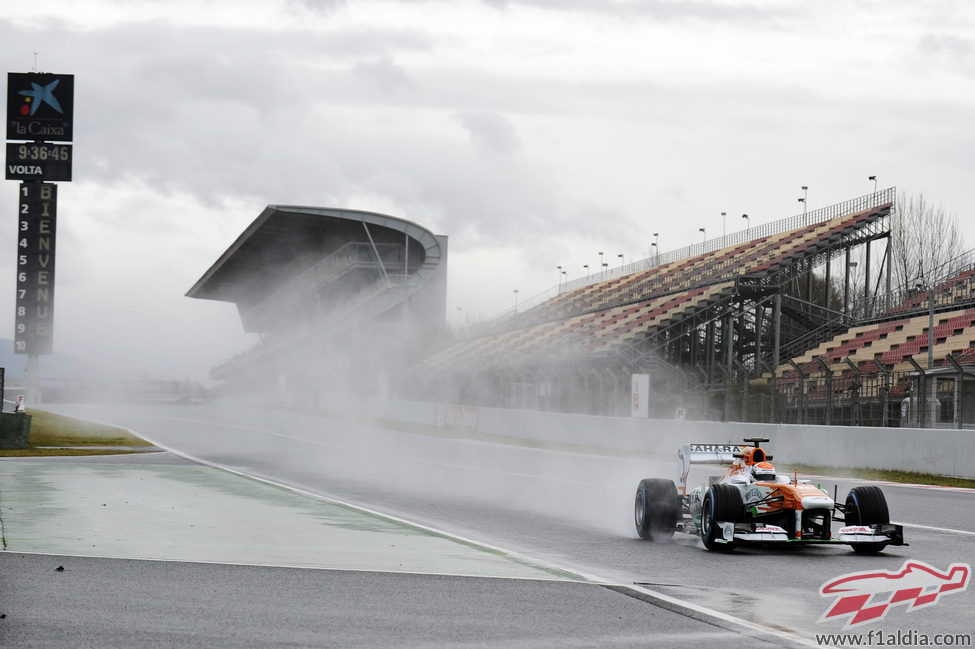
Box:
left=454, top=111, right=522, bottom=157
left=285, top=0, right=347, bottom=13
left=353, top=56, right=413, bottom=92
left=478, top=0, right=794, bottom=25
left=918, top=33, right=975, bottom=66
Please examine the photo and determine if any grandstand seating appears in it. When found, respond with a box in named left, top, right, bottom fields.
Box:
left=505, top=204, right=888, bottom=332
left=427, top=202, right=891, bottom=371
left=776, top=307, right=975, bottom=384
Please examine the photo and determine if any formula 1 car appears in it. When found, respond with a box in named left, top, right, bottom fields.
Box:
left=634, top=438, right=906, bottom=553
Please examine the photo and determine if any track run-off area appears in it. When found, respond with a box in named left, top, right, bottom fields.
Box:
left=2, top=401, right=973, bottom=648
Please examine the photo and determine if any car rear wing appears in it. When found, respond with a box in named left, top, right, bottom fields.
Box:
left=677, top=443, right=740, bottom=494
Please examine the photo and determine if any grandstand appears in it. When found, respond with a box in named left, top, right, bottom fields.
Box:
left=409, top=188, right=973, bottom=425
left=187, top=205, right=447, bottom=407
left=774, top=268, right=975, bottom=428
left=191, top=191, right=975, bottom=429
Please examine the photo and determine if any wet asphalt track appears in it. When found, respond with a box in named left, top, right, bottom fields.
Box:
left=3, top=402, right=973, bottom=647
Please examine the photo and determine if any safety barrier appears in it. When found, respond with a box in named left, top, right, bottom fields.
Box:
left=363, top=398, right=975, bottom=479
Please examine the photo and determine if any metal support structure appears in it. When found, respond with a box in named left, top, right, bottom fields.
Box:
left=771, top=293, right=781, bottom=422
left=705, top=321, right=716, bottom=386
left=906, top=356, right=926, bottom=428
left=926, top=282, right=936, bottom=425
left=824, top=252, right=832, bottom=311
left=945, top=353, right=964, bottom=429
left=864, top=239, right=872, bottom=318
left=871, top=360, right=892, bottom=427
left=754, top=303, right=764, bottom=373
left=724, top=311, right=734, bottom=422
left=843, top=247, right=852, bottom=318
left=844, top=357, right=862, bottom=426
left=885, top=236, right=892, bottom=313
left=361, top=221, right=390, bottom=283
left=787, top=359, right=805, bottom=424
left=816, top=356, right=832, bottom=425
left=735, top=359, right=750, bottom=422
left=26, top=354, right=39, bottom=407
left=805, top=269, right=813, bottom=312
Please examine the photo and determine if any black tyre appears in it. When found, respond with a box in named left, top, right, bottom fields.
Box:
left=844, top=486, right=890, bottom=554
left=634, top=478, right=680, bottom=541
left=700, top=483, right=743, bottom=551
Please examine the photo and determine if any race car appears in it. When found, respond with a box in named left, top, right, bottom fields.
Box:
left=634, top=437, right=906, bottom=553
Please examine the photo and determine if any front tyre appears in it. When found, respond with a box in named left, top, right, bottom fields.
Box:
left=634, top=478, right=680, bottom=541
left=844, top=486, right=890, bottom=554
left=701, top=484, right=742, bottom=552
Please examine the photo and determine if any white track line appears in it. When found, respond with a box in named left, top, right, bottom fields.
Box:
left=65, top=416, right=815, bottom=648
left=896, top=522, right=975, bottom=536
left=801, top=473, right=975, bottom=494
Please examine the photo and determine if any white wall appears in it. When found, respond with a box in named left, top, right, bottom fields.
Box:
left=364, top=399, right=975, bottom=479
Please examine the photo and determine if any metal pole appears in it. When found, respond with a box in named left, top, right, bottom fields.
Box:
left=788, top=359, right=804, bottom=424
left=928, top=282, right=936, bottom=425
left=864, top=240, right=872, bottom=317
left=26, top=354, right=39, bottom=407
left=928, top=284, right=935, bottom=370
left=844, top=248, right=852, bottom=318
left=361, top=221, right=389, bottom=283
left=824, top=253, right=832, bottom=311
left=885, top=236, right=892, bottom=313
left=724, top=311, right=733, bottom=422
left=771, top=293, right=781, bottom=423
left=945, top=353, right=963, bottom=429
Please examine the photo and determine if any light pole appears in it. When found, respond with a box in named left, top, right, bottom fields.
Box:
left=928, top=283, right=935, bottom=371
left=583, top=264, right=589, bottom=280
left=928, top=279, right=936, bottom=424
left=598, top=251, right=604, bottom=275
left=513, top=289, right=519, bottom=311
left=557, top=265, right=563, bottom=293
left=916, top=275, right=936, bottom=426
left=699, top=227, right=706, bottom=244
left=914, top=277, right=935, bottom=370
left=869, top=175, right=877, bottom=193
left=617, top=253, right=624, bottom=268
left=798, top=185, right=808, bottom=215
left=741, top=213, right=749, bottom=234
left=652, top=233, right=659, bottom=265
left=721, top=211, right=726, bottom=237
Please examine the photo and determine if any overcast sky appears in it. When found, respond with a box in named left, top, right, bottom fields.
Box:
left=2, top=0, right=973, bottom=382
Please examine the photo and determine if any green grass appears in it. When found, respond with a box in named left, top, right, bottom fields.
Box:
left=790, top=463, right=975, bottom=489
left=0, top=409, right=155, bottom=457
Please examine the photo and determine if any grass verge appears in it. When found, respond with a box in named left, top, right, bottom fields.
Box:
left=0, top=409, right=155, bottom=457
left=790, top=463, right=975, bottom=490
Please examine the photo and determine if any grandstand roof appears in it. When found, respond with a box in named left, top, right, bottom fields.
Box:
left=186, top=205, right=444, bottom=307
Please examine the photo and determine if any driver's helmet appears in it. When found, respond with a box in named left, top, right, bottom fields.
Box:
left=751, top=461, right=776, bottom=481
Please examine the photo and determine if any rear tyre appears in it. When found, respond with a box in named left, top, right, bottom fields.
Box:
left=634, top=479, right=680, bottom=541
left=701, top=484, right=743, bottom=552
left=844, top=486, right=890, bottom=554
